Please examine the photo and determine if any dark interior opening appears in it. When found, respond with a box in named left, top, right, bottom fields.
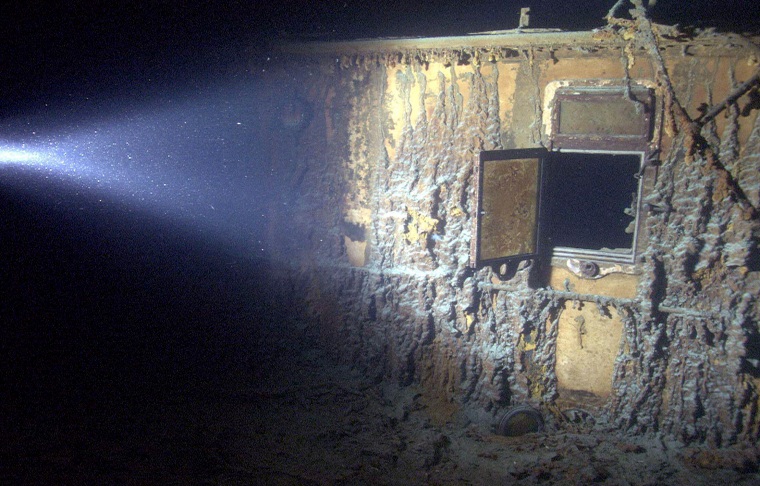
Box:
left=545, top=152, right=640, bottom=252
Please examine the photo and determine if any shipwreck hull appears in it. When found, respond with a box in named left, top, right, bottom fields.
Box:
left=255, top=25, right=760, bottom=445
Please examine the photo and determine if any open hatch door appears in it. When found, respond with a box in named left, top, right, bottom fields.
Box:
left=469, top=148, right=547, bottom=270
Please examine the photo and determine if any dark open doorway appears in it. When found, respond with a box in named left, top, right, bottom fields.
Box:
left=545, top=152, right=640, bottom=252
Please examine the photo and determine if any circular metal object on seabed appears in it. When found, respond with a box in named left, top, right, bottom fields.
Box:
left=497, top=405, right=544, bottom=437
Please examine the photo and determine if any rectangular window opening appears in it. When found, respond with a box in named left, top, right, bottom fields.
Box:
left=470, top=149, right=644, bottom=270
left=471, top=84, right=655, bottom=271
left=546, top=150, right=643, bottom=263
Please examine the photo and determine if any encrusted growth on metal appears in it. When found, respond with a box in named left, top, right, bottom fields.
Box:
left=260, top=5, right=760, bottom=446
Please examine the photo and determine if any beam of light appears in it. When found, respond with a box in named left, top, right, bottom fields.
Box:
left=0, top=138, right=126, bottom=191
left=0, top=81, right=277, bottom=258
left=0, top=146, right=49, bottom=165
left=0, top=148, right=37, bottom=163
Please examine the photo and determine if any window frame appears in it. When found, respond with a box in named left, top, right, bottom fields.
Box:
left=469, top=148, right=547, bottom=270
left=470, top=83, right=657, bottom=271
left=547, top=149, right=645, bottom=264
left=469, top=148, right=644, bottom=269
left=549, top=86, right=654, bottom=152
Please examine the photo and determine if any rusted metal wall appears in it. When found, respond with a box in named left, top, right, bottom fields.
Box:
left=260, top=29, right=760, bottom=445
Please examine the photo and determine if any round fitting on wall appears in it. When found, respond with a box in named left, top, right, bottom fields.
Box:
left=275, top=95, right=312, bottom=132
left=497, top=405, right=544, bottom=437
left=579, top=260, right=599, bottom=278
